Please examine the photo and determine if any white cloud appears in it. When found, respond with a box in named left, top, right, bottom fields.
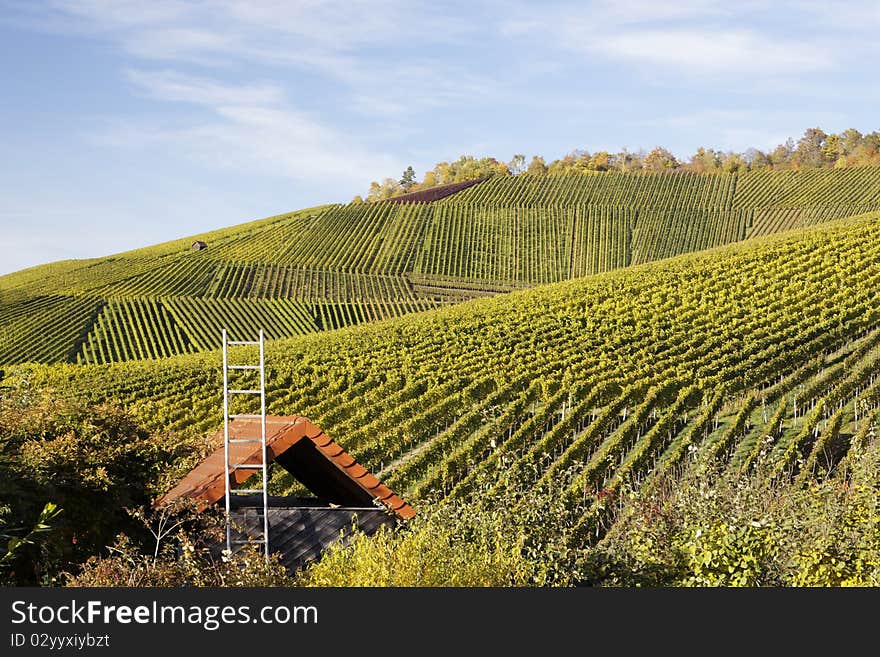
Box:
left=126, top=69, right=286, bottom=106
left=45, top=0, right=470, bottom=57
left=592, top=29, right=831, bottom=75
left=501, top=1, right=836, bottom=77
left=23, top=0, right=501, bottom=119
left=106, top=70, right=403, bottom=187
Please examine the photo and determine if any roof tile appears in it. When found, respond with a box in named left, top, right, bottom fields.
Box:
left=156, top=415, right=415, bottom=520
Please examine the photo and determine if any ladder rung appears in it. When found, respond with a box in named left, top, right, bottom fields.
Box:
left=230, top=538, right=266, bottom=544
left=227, top=365, right=261, bottom=370
left=229, top=489, right=265, bottom=494
left=228, top=438, right=263, bottom=444
left=227, top=389, right=262, bottom=395
left=227, top=340, right=260, bottom=346
left=228, top=414, right=263, bottom=419
left=231, top=463, right=264, bottom=470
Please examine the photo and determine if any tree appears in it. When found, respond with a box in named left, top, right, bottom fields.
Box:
left=720, top=152, right=746, bottom=173
left=434, top=161, right=454, bottom=184
left=793, top=128, right=828, bottom=169
left=769, top=139, right=794, bottom=169
left=822, top=134, right=843, bottom=167
left=366, top=178, right=403, bottom=202
left=744, top=148, right=771, bottom=170
left=508, top=154, right=526, bottom=175
left=367, top=181, right=382, bottom=200
left=527, top=155, right=547, bottom=175
left=618, top=148, right=645, bottom=172
left=422, top=170, right=438, bottom=188
left=644, top=147, right=679, bottom=171
left=590, top=151, right=612, bottom=171
left=400, top=166, right=417, bottom=191
left=688, top=147, right=721, bottom=173
left=840, top=128, right=863, bottom=157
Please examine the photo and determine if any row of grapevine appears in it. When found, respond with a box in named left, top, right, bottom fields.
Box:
left=631, top=209, right=750, bottom=265
left=448, top=171, right=738, bottom=209
left=163, top=297, right=318, bottom=350
left=414, top=204, right=753, bottom=284
left=746, top=205, right=877, bottom=238
left=6, top=170, right=880, bottom=367
left=77, top=298, right=193, bottom=364
left=0, top=289, right=444, bottom=366
left=568, top=206, right=633, bottom=277
left=0, top=295, right=102, bottom=364
left=14, top=211, right=880, bottom=555
left=733, top=167, right=880, bottom=208
left=447, top=168, right=880, bottom=211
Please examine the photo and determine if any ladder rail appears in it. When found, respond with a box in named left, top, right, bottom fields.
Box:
left=223, top=328, right=269, bottom=561
left=222, top=329, right=232, bottom=554
left=259, top=328, right=269, bottom=558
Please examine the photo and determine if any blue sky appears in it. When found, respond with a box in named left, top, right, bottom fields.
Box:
left=2, top=0, right=879, bottom=275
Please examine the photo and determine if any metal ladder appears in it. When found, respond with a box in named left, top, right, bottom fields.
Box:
left=222, top=328, right=269, bottom=560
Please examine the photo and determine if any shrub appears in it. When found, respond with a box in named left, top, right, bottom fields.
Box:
left=298, top=470, right=585, bottom=587
left=0, top=389, right=200, bottom=584
left=67, top=504, right=293, bottom=587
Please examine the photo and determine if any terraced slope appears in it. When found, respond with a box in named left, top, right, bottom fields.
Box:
left=9, top=211, right=880, bottom=547
left=4, top=168, right=880, bottom=365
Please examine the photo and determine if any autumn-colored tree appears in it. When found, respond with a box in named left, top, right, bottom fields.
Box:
left=688, top=147, right=722, bottom=173
left=721, top=152, right=746, bottom=173
left=744, top=148, right=771, bottom=170
left=793, top=128, right=828, bottom=169
left=644, top=147, right=679, bottom=171
left=422, top=170, right=439, bottom=188
left=527, top=155, right=548, bottom=175
left=769, top=139, right=795, bottom=169
left=360, top=126, right=880, bottom=199
left=590, top=151, right=612, bottom=171
left=365, top=178, right=403, bottom=202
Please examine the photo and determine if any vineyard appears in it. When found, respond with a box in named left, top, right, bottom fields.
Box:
left=4, top=168, right=880, bottom=364
left=8, top=211, right=880, bottom=553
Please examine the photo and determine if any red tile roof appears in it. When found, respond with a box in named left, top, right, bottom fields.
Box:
left=156, top=415, right=415, bottom=520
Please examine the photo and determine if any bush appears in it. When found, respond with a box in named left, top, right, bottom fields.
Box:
left=67, top=504, right=293, bottom=587
left=585, top=440, right=880, bottom=586
left=0, top=389, right=200, bottom=584
left=298, top=471, right=586, bottom=587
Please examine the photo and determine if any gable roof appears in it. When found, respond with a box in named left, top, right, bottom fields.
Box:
left=156, top=415, right=415, bottom=519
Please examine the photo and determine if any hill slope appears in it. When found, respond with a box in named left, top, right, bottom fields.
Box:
left=9, top=210, right=880, bottom=546
left=4, top=167, right=880, bottom=365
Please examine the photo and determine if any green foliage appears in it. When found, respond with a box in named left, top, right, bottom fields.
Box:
left=6, top=212, right=880, bottom=585
left=1, top=502, right=62, bottom=584
left=5, top=169, right=880, bottom=366
left=588, top=441, right=880, bottom=586
left=298, top=472, right=583, bottom=587
left=0, top=389, right=201, bottom=584
left=67, top=505, right=293, bottom=587
left=399, top=165, right=417, bottom=191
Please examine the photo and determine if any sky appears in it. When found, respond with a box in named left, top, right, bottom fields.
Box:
left=2, top=0, right=880, bottom=275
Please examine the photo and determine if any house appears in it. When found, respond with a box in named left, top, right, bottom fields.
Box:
left=155, top=415, right=415, bottom=572
left=191, top=240, right=208, bottom=251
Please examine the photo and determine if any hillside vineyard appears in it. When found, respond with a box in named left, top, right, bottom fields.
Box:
left=4, top=168, right=880, bottom=365
left=11, top=211, right=880, bottom=545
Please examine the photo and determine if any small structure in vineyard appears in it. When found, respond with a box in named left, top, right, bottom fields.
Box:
left=156, top=414, right=415, bottom=571
left=191, top=240, right=208, bottom=251
left=155, top=329, right=413, bottom=572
